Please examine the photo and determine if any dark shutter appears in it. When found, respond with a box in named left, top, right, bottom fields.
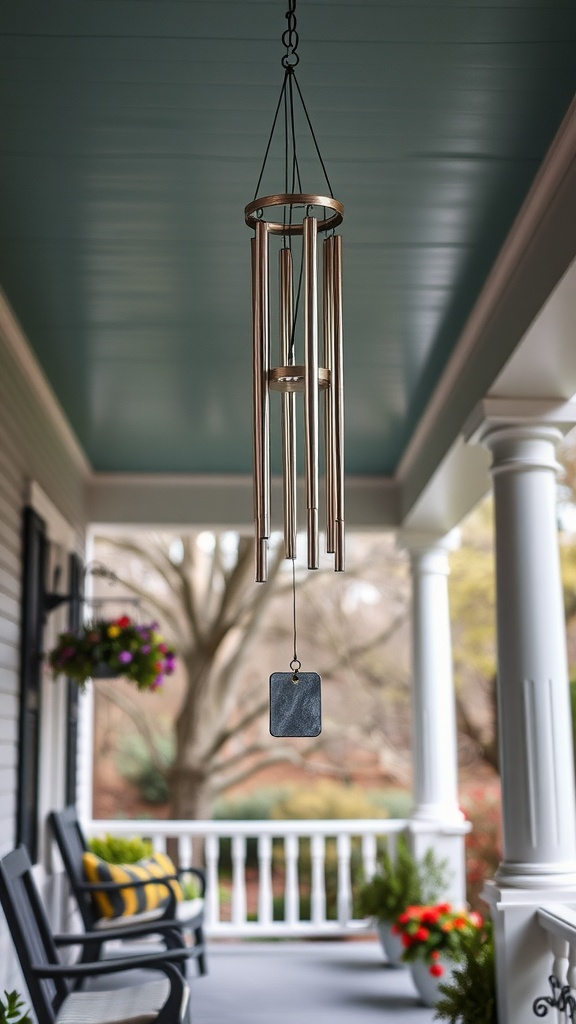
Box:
left=65, top=553, right=83, bottom=806
left=17, top=506, right=47, bottom=860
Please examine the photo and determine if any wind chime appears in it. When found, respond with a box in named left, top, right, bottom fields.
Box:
left=245, top=0, right=345, bottom=738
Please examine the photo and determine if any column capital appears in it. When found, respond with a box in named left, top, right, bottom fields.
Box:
left=398, top=527, right=461, bottom=557
left=464, top=397, right=576, bottom=446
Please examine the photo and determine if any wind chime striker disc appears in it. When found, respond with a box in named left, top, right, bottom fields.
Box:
left=269, top=671, right=322, bottom=738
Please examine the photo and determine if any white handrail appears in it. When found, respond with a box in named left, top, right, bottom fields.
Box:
left=83, top=817, right=467, bottom=938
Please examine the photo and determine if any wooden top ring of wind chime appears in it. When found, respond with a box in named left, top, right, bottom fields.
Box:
left=245, top=0, right=345, bottom=585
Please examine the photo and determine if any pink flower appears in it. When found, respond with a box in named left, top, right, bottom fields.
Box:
left=118, top=651, right=133, bottom=664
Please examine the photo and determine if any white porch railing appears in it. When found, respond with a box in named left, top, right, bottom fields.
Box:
left=536, top=906, right=576, bottom=1021
left=85, top=818, right=409, bottom=937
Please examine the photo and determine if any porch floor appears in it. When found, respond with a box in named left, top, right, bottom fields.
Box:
left=191, top=939, right=436, bottom=1023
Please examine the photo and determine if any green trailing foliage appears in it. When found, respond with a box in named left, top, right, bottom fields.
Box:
left=116, top=732, right=172, bottom=805
left=0, top=990, right=32, bottom=1024
left=88, top=834, right=153, bottom=864
left=434, top=921, right=497, bottom=1024
left=355, top=834, right=449, bottom=924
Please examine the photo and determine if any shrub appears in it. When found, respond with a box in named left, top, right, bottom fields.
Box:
left=270, top=779, right=388, bottom=821
left=88, top=834, right=153, bottom=864
left=356, top=835, right=449, bottom=923
left=434, top=919, right=497, bottom=1024
left=0, top=991, right=32, bottom=1024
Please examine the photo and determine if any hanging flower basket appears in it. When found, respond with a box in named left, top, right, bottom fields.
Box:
left=48, top=616, right=176, bottom=692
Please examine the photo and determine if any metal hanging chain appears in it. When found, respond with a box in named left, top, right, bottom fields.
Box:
left=252, top=0, right=334, bottom=202
left=282, top=0, right=299, bottom=69
left=290, top=558, right=301, bottom=677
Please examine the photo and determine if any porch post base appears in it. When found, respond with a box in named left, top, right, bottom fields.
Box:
left=495, top=862, right=576, bottom=888
left=483, top=880, right=576, bottom=1024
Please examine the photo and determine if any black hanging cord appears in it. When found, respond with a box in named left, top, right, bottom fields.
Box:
left=252, top=0, right=333, bottom=202
left=290, top=558, right=301, bottom=676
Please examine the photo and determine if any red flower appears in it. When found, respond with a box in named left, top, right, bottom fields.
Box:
left=430, top=950, right=440, bottom=960
left=401, top=933, right=413, bottom=948
left=469, top=911, right=483, bottom=927
left=391, top=924, right=400, bottom=935
left=421, top=907, right=441, bottom=924
left=429, top=963, right=444, bottom=977
left=116, top=615, right=131, bottom=628
left=415, top=927, right=430, bottom=942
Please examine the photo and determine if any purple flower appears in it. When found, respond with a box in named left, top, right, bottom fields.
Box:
left=118, top=651, right=133, bottom=664
left=141, top=644, right=151, bottom=655
left=151, top=676, right=163, bottom=690
left=59, top=646, right=76, bottom=662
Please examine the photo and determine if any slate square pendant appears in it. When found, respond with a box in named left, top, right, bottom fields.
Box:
left=269, top=671, right=322, bottom=738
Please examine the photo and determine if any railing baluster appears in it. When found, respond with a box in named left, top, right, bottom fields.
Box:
left=551, top=933, right=570, bottom=987
left=232, top=834, right=247, bottom=926
left=310, top=834, right=326, bottom=925
left=257, top=834, right=273, bottom=925
left=284, top=833, right=300, bottom=927
left=153, top=833, right=167, bottom=855
left=337, top=833, right=352, bottom=925
left=204, top=834, right=220, bottom=928
left=362, top=833, right=377, bottom=879
left=179, top=834, right=192, bottom=869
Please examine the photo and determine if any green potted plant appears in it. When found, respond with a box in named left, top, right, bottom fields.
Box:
left=393, top=902, right=483, bottom=1006
left=355, top=834, right=449, bottom=965
left=434, top=919, right=497, bottom=1024
left=48, top=615, right=176, bottom=692
left=0, top=990, right=32, bottom=1024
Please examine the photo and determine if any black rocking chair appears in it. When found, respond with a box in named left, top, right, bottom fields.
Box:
left=0, top=846, right=191, bottom=1024
left=49, top=806, right=207, bottom=975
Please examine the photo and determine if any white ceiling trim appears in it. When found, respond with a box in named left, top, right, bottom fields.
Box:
left=396, top=93, right=576, bottom=520
left=0, top=290, right=90, bottom=477
left=87, top=472, right=400, bottom=531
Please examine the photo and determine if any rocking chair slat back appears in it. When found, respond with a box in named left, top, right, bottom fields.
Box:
left=0, top=846, right=69, bottom=1024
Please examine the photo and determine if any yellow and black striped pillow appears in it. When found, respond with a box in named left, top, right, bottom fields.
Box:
left=82, top=850, right=184, bottom=920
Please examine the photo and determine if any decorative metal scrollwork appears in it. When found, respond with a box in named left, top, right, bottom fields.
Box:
left=533, top=975, right=576, bottom=1021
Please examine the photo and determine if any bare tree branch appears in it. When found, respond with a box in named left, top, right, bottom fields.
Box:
left=97, top=681, right=167, bottom=777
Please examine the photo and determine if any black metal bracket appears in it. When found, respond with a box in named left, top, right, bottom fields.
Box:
left=534, top=975, right=576, bottom=1021
left=43, top=565, right=80, bottom=621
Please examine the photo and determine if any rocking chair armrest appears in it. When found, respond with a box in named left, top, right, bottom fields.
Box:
left=53, top=919, right=185, bottom=945
left=177, top=866, right=206, bottom=896
left=30, top=947, right=190, bottom=979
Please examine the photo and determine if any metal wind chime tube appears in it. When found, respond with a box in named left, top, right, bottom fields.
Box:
left=323, top=235, right=335, bottom=556
left=332, top=234, right=345, bottom=571
left=245, top=0, right=344, bottom=582
left=252, top=220, right=270, bottom=583
left=304, top=214, right=319, bottom=569
left=279, top=247, right=297, bottom=560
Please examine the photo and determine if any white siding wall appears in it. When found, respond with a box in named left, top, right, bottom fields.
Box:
left=0, top=297, right=87, bottom=993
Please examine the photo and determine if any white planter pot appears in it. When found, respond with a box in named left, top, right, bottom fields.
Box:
left=376, top=922, right=405, bottom=966
left=410, top=957, right=453, bottom=1007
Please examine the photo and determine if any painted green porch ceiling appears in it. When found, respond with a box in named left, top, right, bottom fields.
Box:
left=0, top=2, right=575, bottom=475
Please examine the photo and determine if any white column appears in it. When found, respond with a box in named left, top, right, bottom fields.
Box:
left=403, top=531, right=462, bottom=825
left=401, top=531, right=468, bottom=908
left=468, top=406, right=576, bottom=1024
left=481, top=422, right=576, bottom=887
